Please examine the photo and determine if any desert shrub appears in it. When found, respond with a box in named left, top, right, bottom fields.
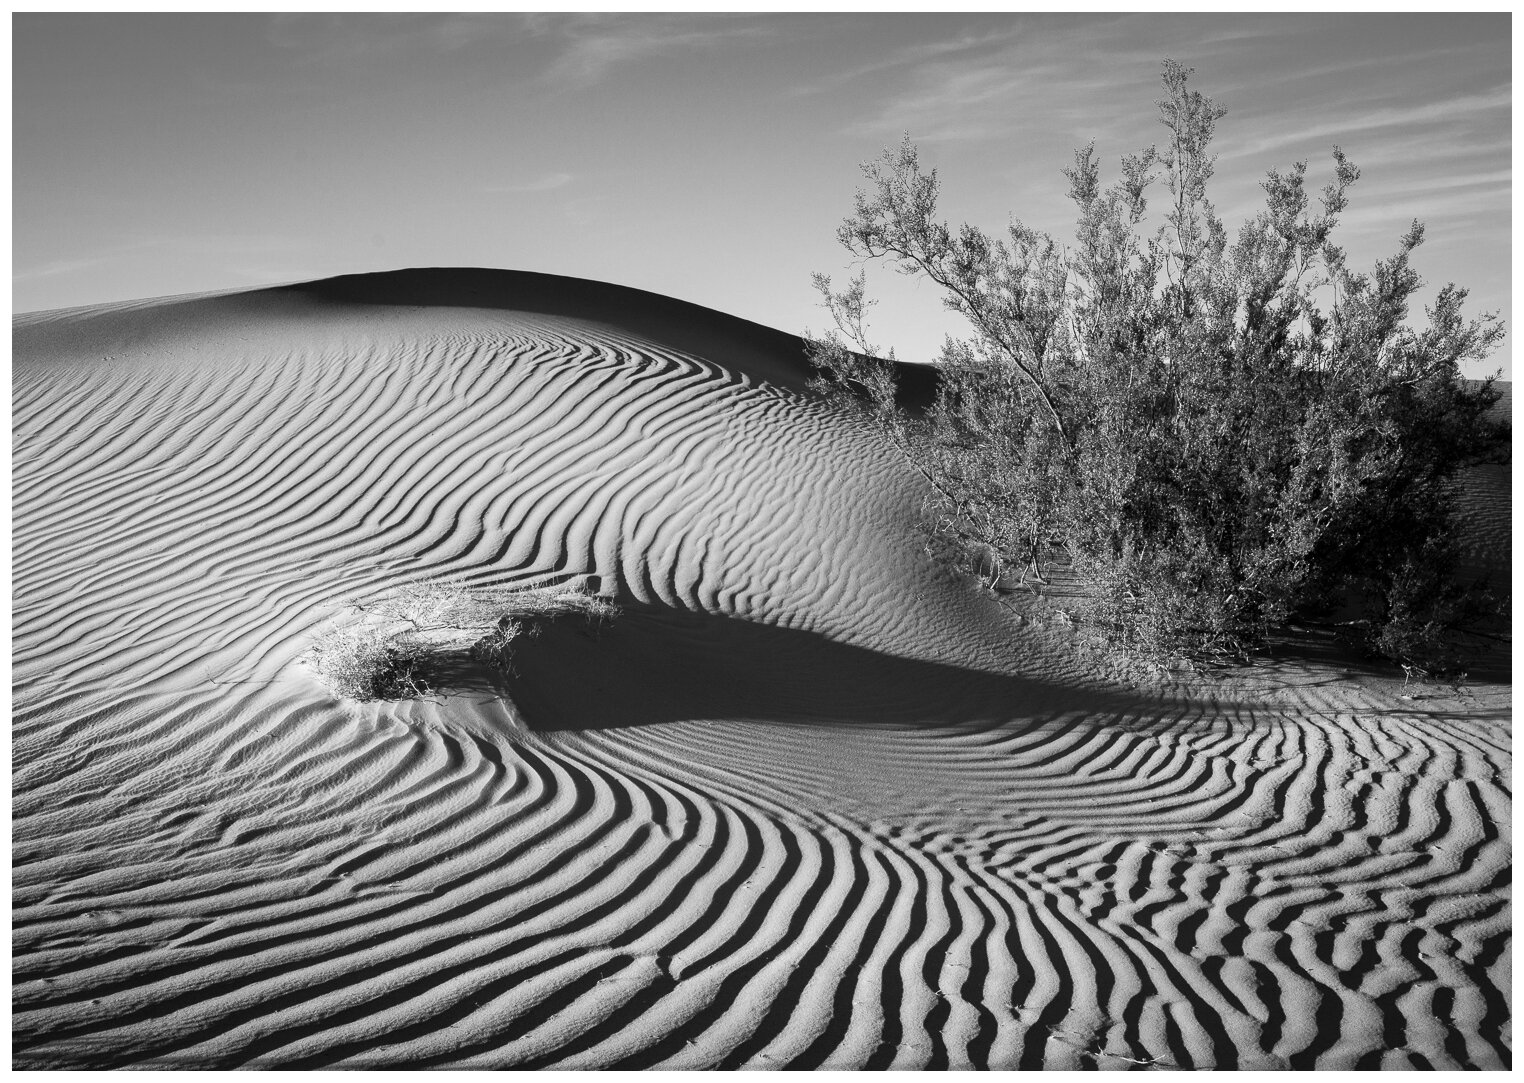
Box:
left=307, top=578, right=618, bottom=701
left=808, top=60, right=1507, bottom=669
left=307, top=624, right=435, bottom=701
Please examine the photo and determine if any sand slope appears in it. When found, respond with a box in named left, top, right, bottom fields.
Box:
left=1452, top=380, right=1512, bottom=585
left=12, top=270, right=1511, bottom=1069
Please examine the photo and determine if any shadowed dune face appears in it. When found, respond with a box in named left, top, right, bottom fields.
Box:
left=12, top=271, right=1511, bottom=1069
left=1452, top=381, right=1512, bottom=585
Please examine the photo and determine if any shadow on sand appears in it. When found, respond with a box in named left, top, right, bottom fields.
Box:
left=426, top=599, right=1507, bottom=736
left=433, top=601, right=1145, bottom=734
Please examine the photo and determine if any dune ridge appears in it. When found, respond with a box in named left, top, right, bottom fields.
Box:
left=13, top=270, right=1510, bottom=1068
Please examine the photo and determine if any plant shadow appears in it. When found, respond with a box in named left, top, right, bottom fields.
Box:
left=462, top=601, right=1146, bottom=734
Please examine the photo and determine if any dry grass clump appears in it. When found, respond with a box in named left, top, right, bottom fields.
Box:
left=464, top=584, right=619, bottom=672
left=307, top=578, right=617, bottom=701
left=307, top=624, right=434, bottom=701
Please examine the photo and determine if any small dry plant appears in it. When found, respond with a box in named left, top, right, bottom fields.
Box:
left=307, top=578, right=618, bottom=701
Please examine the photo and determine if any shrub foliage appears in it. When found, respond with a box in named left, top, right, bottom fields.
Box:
left=809, top=61, right=1507, bottom=667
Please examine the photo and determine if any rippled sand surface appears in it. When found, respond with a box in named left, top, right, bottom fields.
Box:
left=13, top=270, right=1511, bottom=1069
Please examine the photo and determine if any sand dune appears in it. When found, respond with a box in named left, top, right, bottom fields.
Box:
left=12, top=269, right=1511, bottom=1069
left=1452, top=380, right=1512, bottom=585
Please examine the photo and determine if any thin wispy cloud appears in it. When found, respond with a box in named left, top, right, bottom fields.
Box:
left=17, top=232, right=312, bottom=276
left=481, top=172, right=574, bottom=195
left=1371, top=169, right=1511, bottom=199
left=839, top=20, right=1168, bottom=144
left=845, top=58, right=1123, bottom=144
left=1218, top=85, right=1511, bottom=163
left=536, top=15, right=775, bottom=89
left=13, top=256, right=111, bottom=284
left=1208, top=41, right=1494, bottom=100
left=1341, top=191, right=1509, bottom=232
left=790, top=24, right=1026, bottom=98
left=264, top=12, right=434, bottom=65
left=257, top=14, right=564, bottom=75
left=1216, top=160, right=1511, bottom=232
left=427, top=13, right=537, bottom=52
left=14, top=232, right=322, bottom=311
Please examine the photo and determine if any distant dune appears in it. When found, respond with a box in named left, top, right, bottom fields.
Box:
left=13, top=269, right=1510, bottom=1069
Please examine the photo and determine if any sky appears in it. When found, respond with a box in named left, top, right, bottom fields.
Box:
left=13, top=13, right=1513, bottom=378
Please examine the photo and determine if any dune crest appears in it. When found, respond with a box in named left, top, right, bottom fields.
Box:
left=13, top=270, right=1510, bottom=1069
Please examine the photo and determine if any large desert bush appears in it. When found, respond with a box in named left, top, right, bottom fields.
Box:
left=308, top=579, right=618, bottom=701
left=809, top=61, right=1507, bottom=669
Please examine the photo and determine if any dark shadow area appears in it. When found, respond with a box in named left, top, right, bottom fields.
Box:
left=1009, top=560, right=1512, bottom=693
left=1258, top=621, right=1513, bottom=688
left=464, top=600, right=1152, bottom=733
left=283, top=267, right=941, bottom=410
left=420, top=596, right=1508, bottom=734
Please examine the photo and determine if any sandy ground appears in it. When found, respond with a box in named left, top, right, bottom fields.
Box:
left=12, top=269, right=1511, bottom=1069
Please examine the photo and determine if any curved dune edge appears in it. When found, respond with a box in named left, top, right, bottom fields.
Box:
left=13, top=270, right=1511, bottom=1069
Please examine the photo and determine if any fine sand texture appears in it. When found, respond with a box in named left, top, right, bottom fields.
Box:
left=13, top=269, right=1511, bottom=1069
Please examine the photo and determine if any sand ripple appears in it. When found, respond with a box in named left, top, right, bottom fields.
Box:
left=13, top=270, right=1510, bottom=1068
